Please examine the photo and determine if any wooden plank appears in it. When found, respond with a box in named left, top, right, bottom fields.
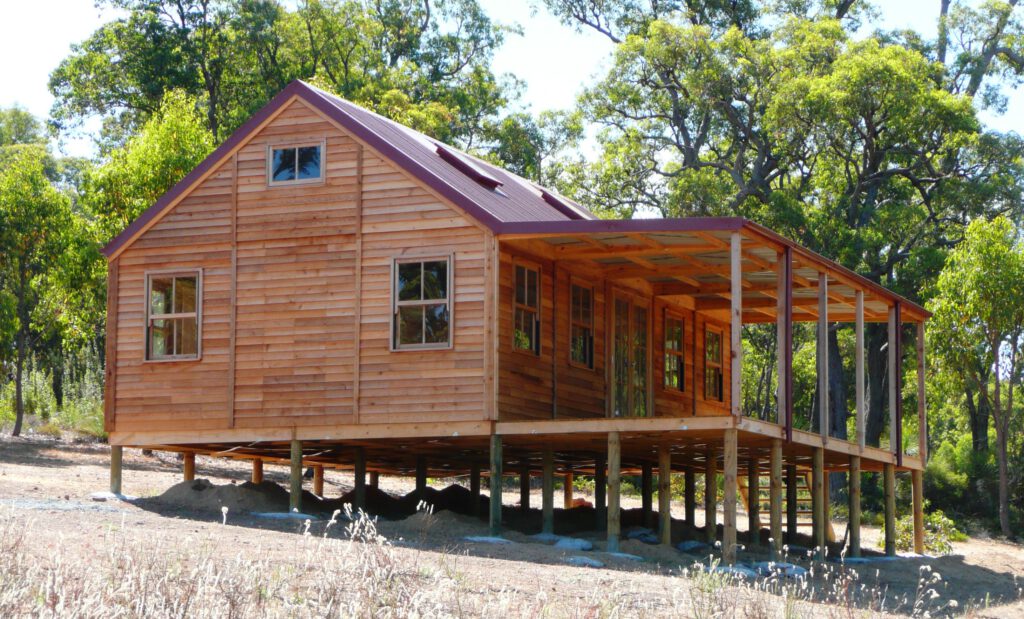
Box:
left=352, top=144, right=363, bottom=422
left=290, top=439, right=303, bottom=513
left=912, top=468, right=924, bottom=554
left=110, top=445, right=123, bottom=494
left=917, top=322, right=927, bottom=462
left=812, top=447, right=825, bottom=560
left=658, top=444, right=672, bottom=545
left=489, top=434, right=502, bottom=535
left=607, top=431, right=622, bottom=553
left=723, top=428, right=738, bottom=564
left=730, top=232, right=742, bottom=417
left=103, top=258, right=119, bottom=433
left=849, top=454, right=861, bottom=557
left=227, top=154, right=238, bottom=428
left=888, top=306, right=898, bottom=455
left=769, top=439, right=782, bottom=558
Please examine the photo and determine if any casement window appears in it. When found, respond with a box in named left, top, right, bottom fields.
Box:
left=705, top=327, right=724, bottom=402
left=393, top=257, right=451, bottom=349
left=569, top=282, right=594, bottom=369
left=146, top=272, right=201, bottom=361
left=664, top=314, right=685, bottom=391
left=513, top=264, right=540, bottom=354
left=268, top=142, right=323, bottom=185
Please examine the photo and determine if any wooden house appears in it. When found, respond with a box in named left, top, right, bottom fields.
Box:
left=102, top=80, right=928, bottom=562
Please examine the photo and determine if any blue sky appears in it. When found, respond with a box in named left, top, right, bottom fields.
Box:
left=0, top=0, right=1019, bottom=158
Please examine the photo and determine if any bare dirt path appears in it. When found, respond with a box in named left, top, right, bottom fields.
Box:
left=1, top=436, right=1021, bottom=617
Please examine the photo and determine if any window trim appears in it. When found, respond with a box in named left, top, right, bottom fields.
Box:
left=568, top=277, right=595, bottom=370
left=512, top=259, right=542, bottom=356
left=663, top=310, right=687, bottom=393
left=143, top=269, right=203, bottom=363
left=266, top=139, right=327, bottom=187
left=389, top=254, right=454, bottom=352
left=704, top=325, right=724, bottom=402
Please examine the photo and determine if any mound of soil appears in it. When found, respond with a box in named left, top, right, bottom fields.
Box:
left=153, top=479, right=295, bottom=514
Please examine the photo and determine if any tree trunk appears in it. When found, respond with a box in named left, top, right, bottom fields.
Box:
left=965, top=382, right=990, bottom=452
left=12, top=328, right=26, bottom=436
left=865, top=324, right=889, bottom=447
left=997, top=425, right=1011, bottom=537
left=828, top=328, right=849, bottom=501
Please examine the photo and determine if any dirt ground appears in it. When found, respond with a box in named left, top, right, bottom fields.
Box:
left=1, top=435, right=1022, bottom=617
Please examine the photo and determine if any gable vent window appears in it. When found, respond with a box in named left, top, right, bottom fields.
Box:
left=269, top=143, right=323, bottom=185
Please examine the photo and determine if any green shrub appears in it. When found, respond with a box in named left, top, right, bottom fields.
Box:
left=881, top=508, right=965, bottom=556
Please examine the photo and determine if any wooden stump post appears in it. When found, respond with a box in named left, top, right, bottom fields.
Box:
left=786, top=464, right=799, bottom=544
left=769, top=440, right=782, bottom=558
left=415, top=456, right=427, bottom=495
left=595, top=453, right=607, bottom=530
left=519, top=461, right=531, bottom=512
left=312, top=465, right=325, bottom=497
left=607, top=432, right=621, bottom=553
left=369, top=471, right=379, bottom=489
left=563, top=472, right=574, bottom=509
left=470, top=462, right=481, bottom=517
left=684, top=468, right=696, bottom=526
left=542, top=446, right=554, bottom=535
left=354, top=447, right=366, bottom=510
left=912, top=469, right=925, bottom=555
left=641, top=462, right=653, bottom=529
left=658, top=444, right=672, bottom=545
left=489, top=435, right=502, bottom=536
left=884, top=463, right=896, bottom=556
left=747, top=454, right=760, bottom=545
left=251, top=459, right=263, bottom=484
left=289, top=439, right=303, bottom=513
left=812, top=447, right=825, bottom=561
left=704, top=447, right=717, bottom=546
left=849, top=455, right=861, bottom=557
left=110, top=445, right=123, bottom=495
left=723, top=429, right=738, bottom=565
left=183, top=452, right=196, bottom=482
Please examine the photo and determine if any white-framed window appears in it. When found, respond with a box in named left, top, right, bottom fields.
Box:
left=513, top=263, right=540, bottom=355
left=145, top=271, right=202, bottom=361
left=392, top=257, right=452, bottom=350
left=267, top=141, right=324, bottom=185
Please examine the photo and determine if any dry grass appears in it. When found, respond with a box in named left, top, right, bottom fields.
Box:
left=0, top=503, right=974, bottom=619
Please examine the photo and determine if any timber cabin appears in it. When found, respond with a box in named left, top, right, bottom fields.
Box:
left=101, top=80, right=929, bottom=563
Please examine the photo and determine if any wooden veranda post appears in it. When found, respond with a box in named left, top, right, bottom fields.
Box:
left=489, top=435, right=502, bottom=536
left=812, top=448, right=825, bottom=560
left=607, top=432, right=622, bottom=553
left=354, top=447, right=366, bottom=510
left=183, top=452, right=195, bottom=482
left=818, top=273, right=829, bottom=441
left=723, top=429, right=738, bottom=565
left=641, top=462, right=654, bottom=528
left=912, top=469, right=925, bottom=554
left=856, top=291, right=866, bottom=448
left=884, top=463, right=896, bottom=556
left=251, top=459, right=263, bottom=484
left=416, top=456, right=427, bottom=494
left=519, top=461, right=531, bottom=512
left=563, top=472, right=573, bottom=509
left=542, top=446, right=554, bottom=536
left=313, top=465, right=324, bottom=497
left=849, top=455, right=861, bottom=557
left=110, top=445, right=122, bottom=495
left=289, top=439, right=302, bottom=513
left=781, top=248, right=794, bottom=441
left=747, top=455, right=760, bottom=543
left=704, top=448, right=717, bottom=546
left=785, top=464, right=798, bottom=544
left=470, top=462, right=481, bottom=517
left=917, top=322, right=928, bottom=461
left=730, top=232, right=742, bottom=416
left=369, top=471, right=380, bottom=489
left=769, top=439, right=782, bottom=558
left=595, top=453, right=607, bottom=530
left=684, top=468, right=696, bottom=525
left=658, top=444, right=672, bottom=545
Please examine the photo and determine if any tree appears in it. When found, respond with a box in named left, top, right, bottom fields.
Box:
left=930, top=216, right=1024, bottom=537
left=83, top=90, right=216, bottom=240
left=0, top=148, right=75, bottom=436
left=480, top=110, right=583, bottom=185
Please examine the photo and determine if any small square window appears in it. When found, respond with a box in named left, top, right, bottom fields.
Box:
left=269, top=144, right=323, bottom=184
left=393, top=258, right=451, bottom=349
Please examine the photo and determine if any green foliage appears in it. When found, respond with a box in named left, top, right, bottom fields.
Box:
left=882, top=508, right=966, bottom=556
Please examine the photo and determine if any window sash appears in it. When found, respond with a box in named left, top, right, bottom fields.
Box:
left=146, top=272, right=201, bottom=361
left=392, top=257, right=451, bottom=350
left=268, top=142, right=324, bottom=186
left=664, top=315, right=685, bottom=391
left=513, top=264, right=540, bottom=354
left=569, top=283, right=593, bottom=368
left=705, top=328, right=723, bottom=401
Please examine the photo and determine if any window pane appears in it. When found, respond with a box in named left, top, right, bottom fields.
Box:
left=177, top=317, right=199, bottom=356
left=150, top=278, right=173, bottom=315
left=397, top=306, right=424, bottom=345
left=571, top=324, right=592, bottom=366
left=422, top=261, right=447, bottom=300
left=297, top=146, right=321, bottom=179
left=149, top=319, right=172, bottom=358
left=424, top=303, right=449, bottom=344
left=398, top=262, right=421, bottom=301
left=271, top=148, right=296, bottom=182
left=515, top=266, right=526, bottom=305
left=581, top=287, right=592, bottom=324
left=514, top=308, right=535, bottom=351
left=527, top=269, right=538, bottom=308
left=173, top=277, right=197, bottom=313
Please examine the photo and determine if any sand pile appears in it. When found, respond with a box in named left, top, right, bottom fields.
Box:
left=154, top=479, right=295, bottom=514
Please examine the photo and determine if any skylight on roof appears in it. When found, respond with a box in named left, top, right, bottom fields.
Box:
left=540, top=189, right=585, bottom=220
left=435, top=144, right=502, bottom=190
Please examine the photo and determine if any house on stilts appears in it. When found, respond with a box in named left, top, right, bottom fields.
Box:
left=101, top=80, right=928, bottom=563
